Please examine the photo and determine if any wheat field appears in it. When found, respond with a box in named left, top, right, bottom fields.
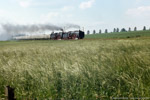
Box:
left=0, top=38, right=150, bottom=99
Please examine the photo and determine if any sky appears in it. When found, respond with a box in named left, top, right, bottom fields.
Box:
left=0, top=0, right=150, bottom=33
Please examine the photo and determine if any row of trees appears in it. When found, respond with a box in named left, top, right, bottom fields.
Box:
left=87, top=26, right=147, bottom=34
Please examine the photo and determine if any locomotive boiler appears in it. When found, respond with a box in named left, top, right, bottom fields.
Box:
left=14, top=30, right=85, bottom=40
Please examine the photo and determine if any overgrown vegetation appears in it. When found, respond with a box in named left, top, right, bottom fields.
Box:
left=0, top=31, right=150, bottom=99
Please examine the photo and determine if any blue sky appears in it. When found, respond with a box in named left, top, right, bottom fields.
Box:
left=0, top=0, right=150, bottom=33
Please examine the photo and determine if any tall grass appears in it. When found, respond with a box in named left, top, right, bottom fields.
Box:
left=0, top=39, right=150, bottom=99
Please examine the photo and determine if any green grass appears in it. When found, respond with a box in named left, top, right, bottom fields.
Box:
left=0, top=32, right=150, bottom=99
left=85, top=30, right=150, bottom=39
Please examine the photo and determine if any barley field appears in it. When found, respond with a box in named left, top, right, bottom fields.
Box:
left=0, top=35, right=150, bottom=99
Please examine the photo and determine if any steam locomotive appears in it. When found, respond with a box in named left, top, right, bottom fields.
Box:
left=14, top=30, right=85, bottom=40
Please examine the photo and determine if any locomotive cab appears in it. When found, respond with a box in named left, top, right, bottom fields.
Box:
left=79, top=30, right=85, bottom=39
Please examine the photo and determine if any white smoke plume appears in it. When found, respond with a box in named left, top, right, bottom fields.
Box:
left=0, top=25, right=12, bottom=41
left=0, top=23, right=80, bottom=41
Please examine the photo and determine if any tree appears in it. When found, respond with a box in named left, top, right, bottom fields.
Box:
left=121, top=28, right=127, bottom=32
left=134, top=27, right=137, bottom=31
left=128, top=27, right=131, bottom=32
left=143, top=26, right=146, bottom=31
left=116, top=28, right=119, bottom=32
left=99, top=29, right=102, bottom=34
left=113, top=28, right=116, bottom=33
left=105, top=29, right=108, bottom=33
left=93, top=30, right=96, bottom=34
left=87, top=30, right=90, bottom=34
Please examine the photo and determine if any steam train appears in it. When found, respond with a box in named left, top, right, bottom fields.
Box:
left=14, top=30, right=85, bottom=40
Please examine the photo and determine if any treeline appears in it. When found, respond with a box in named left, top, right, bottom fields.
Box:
left=87, top=26, right=148, bottom=34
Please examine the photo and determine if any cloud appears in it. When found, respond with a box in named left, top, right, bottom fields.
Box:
left=125, top=5, right=150, bottom=30
left=61, top=6, right=75, bottom=11
left=40, top=11, right=73, bottom=24
left=19, top=1, right=30, bottom=8
left=79, top=0, right=95, bottom=9
left=0, top=9, right=5, bottom=15
left=39, top=5, right=76, bottom=23
left=41, top=12, right=60, bottom=21
left=0, top=9, right=10, bottom=21
left=126, top=6, right=150, bottom=17
left=16, top=0, right=32, bottom=8
left=39, top=11, right=82, bottom=30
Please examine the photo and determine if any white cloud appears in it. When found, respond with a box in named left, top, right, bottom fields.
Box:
left=43, top=12, right=60, bottom=19
left=39, top=6, right=76, bottom=23
left=19, top=1, right=30, bottom=8
left=40, top=12, right=60, bottom=23
left=0, top=9, right=10, bottom=22
left=79, top=0, right=95, bottom=9
left=16, top=0, right=32, bottom=8
left=124, top=6, right=150, bottom=30
left=61, top=6, right=75, bottom=11
left=0, top=9, right=5, bottom=15
left=126, top=6, right=150, bottom=17
left=40, top=12, right=74, bottom=23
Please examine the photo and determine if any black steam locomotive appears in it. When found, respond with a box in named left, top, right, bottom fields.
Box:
left=50, top=30, right=85, bottom=40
